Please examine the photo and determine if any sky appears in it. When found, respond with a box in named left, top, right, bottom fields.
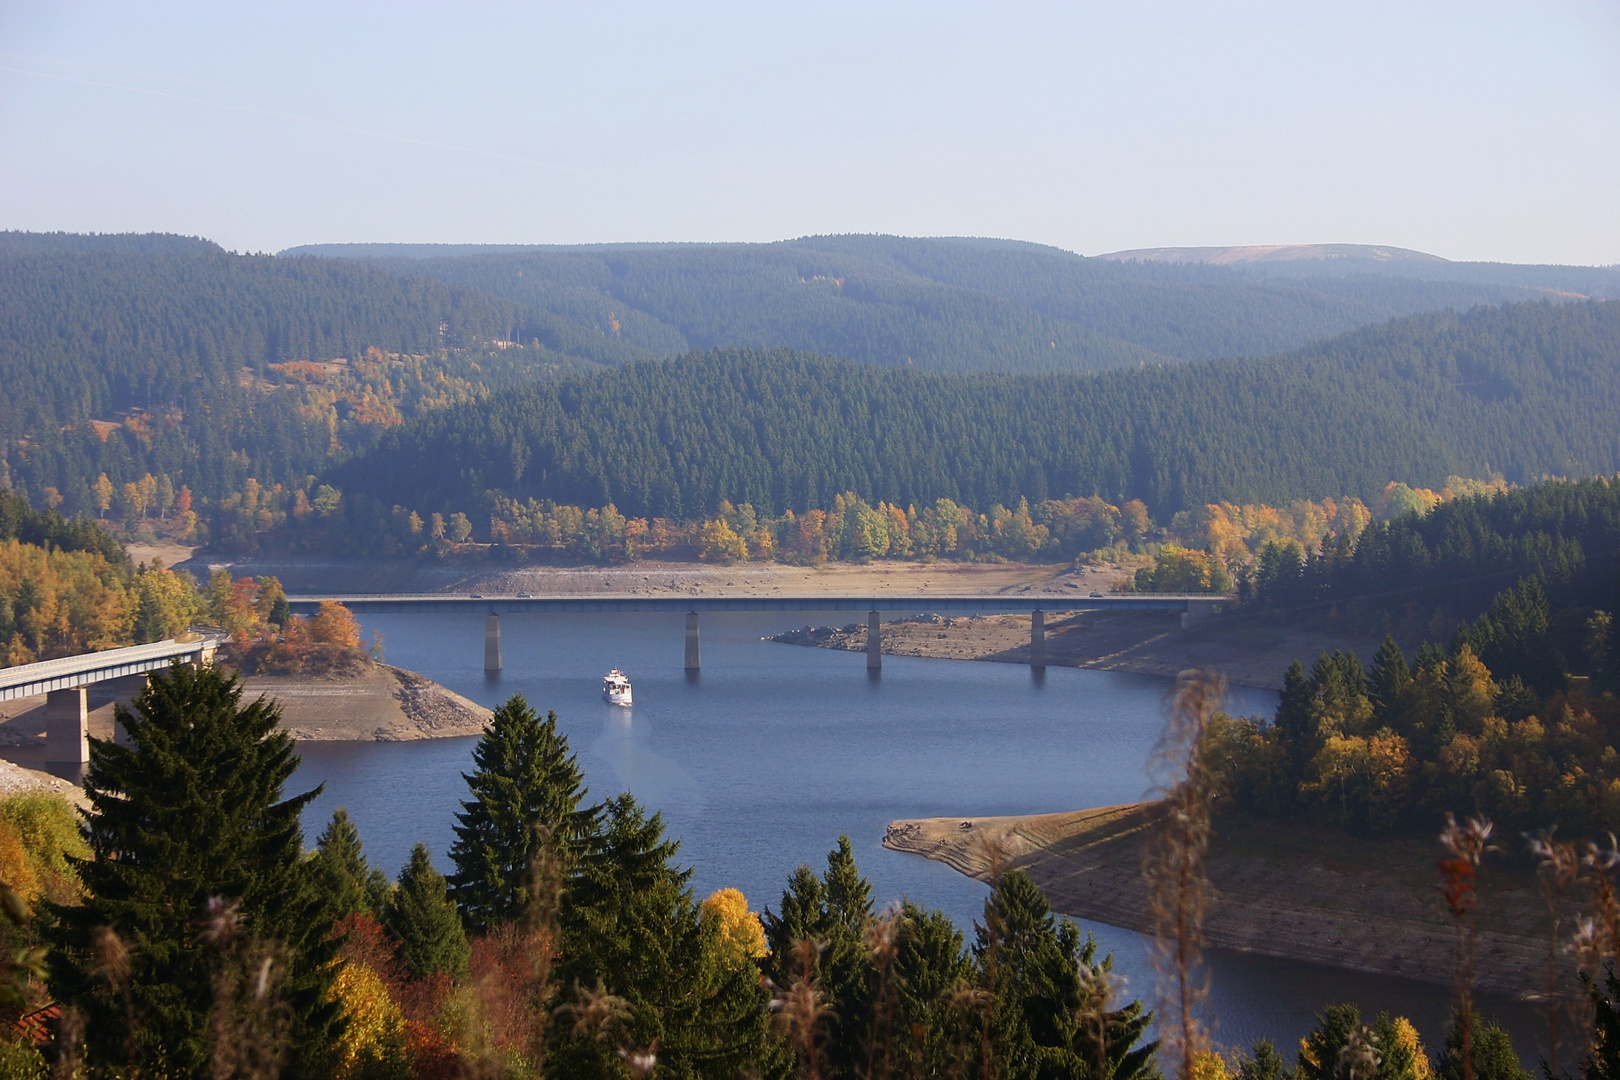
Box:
left=1, top=1, right=1617, bottom=263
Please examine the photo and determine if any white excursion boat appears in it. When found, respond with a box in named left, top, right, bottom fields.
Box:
left=602, top=668, right=633, bottom=706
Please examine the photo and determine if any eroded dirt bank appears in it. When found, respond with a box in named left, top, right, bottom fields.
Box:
left=885, top=805, right=1554, bottom=999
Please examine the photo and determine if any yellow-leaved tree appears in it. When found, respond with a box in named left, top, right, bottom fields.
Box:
left=329, top=961, right=409, bottom=1080
left=697, top=519, right=748, bottom=563
left=701, top=887, right=767, bottom=969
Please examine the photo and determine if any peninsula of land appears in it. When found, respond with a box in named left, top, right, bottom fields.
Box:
left=885, top=804, right=1554, bottom=1000
left=0, top=661, right=490, bottom=745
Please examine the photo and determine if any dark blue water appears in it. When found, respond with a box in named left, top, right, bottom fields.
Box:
left=288, top=608, right=1542, bottom=1054
left=57, top=607, right=1534, bottom=1055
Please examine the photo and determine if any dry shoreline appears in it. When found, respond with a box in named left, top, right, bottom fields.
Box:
left=885, top=804, right=1556, bottom=1000
left=0, top=662, right=490, bottom=745
left=180, top=551, right=1118, bottom=599
left=772, top=609, right=1382, bottom=692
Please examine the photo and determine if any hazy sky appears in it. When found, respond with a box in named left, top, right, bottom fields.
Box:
left=2, top=2, right=1617, bottom=263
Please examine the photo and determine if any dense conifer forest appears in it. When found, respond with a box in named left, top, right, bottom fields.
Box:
left=3, top=233, right=1618, bottom=564
left=324, top=300, right=1620, bottom=528
left=300, top=234, right=1560, bottom=369
left=0, top=240, right=620, bottom=513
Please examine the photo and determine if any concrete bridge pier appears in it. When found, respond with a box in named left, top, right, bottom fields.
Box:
left=45, top=687, right=88, bottom=765
left=685, top=612, right=701, bottom=672
left=109, top=673, right=148, bottom=747
left=485, top=614, right=502, bottom=673
left=1180, top=602, right=1218, bottom=630
left=1030, top=608, right=1046, bottom=668
left=867, top=610, right=882, bottom=670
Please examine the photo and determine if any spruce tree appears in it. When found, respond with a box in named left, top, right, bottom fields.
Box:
left=386, top=844, right=469, bottom=980
left=1369, top=635, right=1410, bottom=723
left=1436, top=1012, right=1530, bottom=1080
left=555, top=793, right=772, bottom=1078
left=311, top=807, right=392, bottom=918
left=1275, top=660, right=1314, bottom=773
left=447, top=695, right=596, bottom=933
left=978, top=870, right=1157, bottom=1080
left=894, top=901, right=975, bottom=1077
left=1238, top=1038, right=1296, bottom=1080
left=45, top=662, right=340, bottom=1078
left=761, top=837, right=876, bottom=1080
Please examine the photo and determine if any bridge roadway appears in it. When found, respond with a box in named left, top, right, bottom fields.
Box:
left=283, top=592, right=1222, bottom=615
left=0, top=630, right=229, bottom=765
left=0, top=631, right=229, bottom=703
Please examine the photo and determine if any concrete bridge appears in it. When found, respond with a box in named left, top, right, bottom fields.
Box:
left=0, top=630, right=229, bottom=764
left=286, top=592, right=1226, bottom=676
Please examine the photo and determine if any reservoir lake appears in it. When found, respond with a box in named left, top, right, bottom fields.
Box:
left=26, top=607, right=1537, bottom=1055
left=308, top=608, right=1537, bottom=1053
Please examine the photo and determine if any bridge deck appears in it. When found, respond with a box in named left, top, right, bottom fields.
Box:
left=286, top=593, right=1225, bottom=615
left=0, top=632, right=228, bottom=702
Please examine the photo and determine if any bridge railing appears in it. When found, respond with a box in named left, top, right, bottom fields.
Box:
left=0, top=629, right=230, bottom=703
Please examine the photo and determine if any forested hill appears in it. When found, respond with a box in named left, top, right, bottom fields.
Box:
left=0, top=242, right=623, bottom=511
left=0, top=230, right=224, bottom=256
left=284, top=234, right=1550, bottom=372
left=326, top=299, right=1620, bottom=523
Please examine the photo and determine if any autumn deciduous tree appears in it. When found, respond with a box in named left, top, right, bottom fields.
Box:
left=312, top=600, right=362, bottom=648
left=0, top=538, right=132, bottom=663
left=1134, top=545, right=1233, bottom=594
left=701, top=887, right=767, bottom=967
left=329, top=960, right=410, bottom=1080
left=131, top=560, right=203, bottom=643
left=697, top=517, right=748, bottom=563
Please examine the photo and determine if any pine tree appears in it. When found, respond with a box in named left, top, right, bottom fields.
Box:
left=311, top=808, right=392, bottom=918
left=979, top=869, right=1157, bottom=1080
left=1369, top=635, right=1410, bottom=723
left=45, top=662, right=340, bottom=1078
left=447, top=695, right=597, bottom=933
left=555, top=793, right=773, bottom=1078
left=761, top=837, right=877, bottom=1080
left=385, top=843, right=469, bottom=980
left=1275, top=660, right=1314, bottom=771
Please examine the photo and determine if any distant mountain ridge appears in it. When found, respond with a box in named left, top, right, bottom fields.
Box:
left=1100, top=241, right=1620, bottom=296
left=1099, top=243, right=1447, bottom=266
left=285, top=233, right=1566, bottom=371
